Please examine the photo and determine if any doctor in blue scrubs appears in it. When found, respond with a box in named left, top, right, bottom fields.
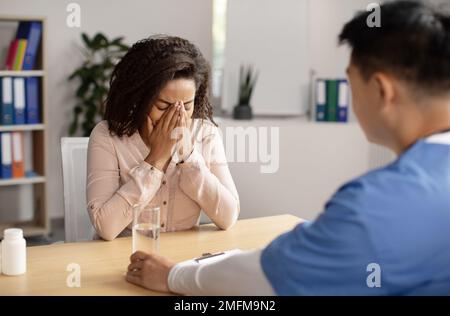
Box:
left=126, top=0, right=450, bottom=295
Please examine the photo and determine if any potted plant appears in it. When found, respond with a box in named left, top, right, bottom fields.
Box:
left=233, top=65, right=258, bottom=120
left=68, top=32, right=129, bottom=136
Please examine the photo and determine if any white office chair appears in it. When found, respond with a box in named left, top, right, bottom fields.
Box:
left=61, top=137, right=95, bottom=242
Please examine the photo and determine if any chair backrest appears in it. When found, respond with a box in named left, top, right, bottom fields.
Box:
left=61, top=137, right=94, bottom=242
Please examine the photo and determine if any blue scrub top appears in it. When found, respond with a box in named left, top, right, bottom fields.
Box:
left=261, top=132, right=450, bottom=295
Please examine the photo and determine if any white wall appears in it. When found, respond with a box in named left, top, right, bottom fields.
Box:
left=309, top=0, right=374, bottom=77
left=216, top=118, right=371, bottom=221
left=223, top=0, right=310, bottom=115
left=222, top=0, right=374, bottom=115
left=0, top=0, right=213, bottom=218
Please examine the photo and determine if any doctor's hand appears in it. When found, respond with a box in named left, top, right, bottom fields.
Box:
left=126, top=251, right=176, bottom=293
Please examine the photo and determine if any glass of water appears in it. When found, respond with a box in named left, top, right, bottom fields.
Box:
left=132, top=204, right=160, bottom=254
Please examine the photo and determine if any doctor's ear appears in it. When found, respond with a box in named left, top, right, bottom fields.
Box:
left=372, top=72, right=396, bottom=109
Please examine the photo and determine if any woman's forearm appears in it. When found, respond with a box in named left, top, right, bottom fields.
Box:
left=178, top=150, right=240, bottom=229
left=87, top=161, right=164, bottom=240
left=87, top=194, right=133, bottom=241
left=116, top=161, right=164, bottom=205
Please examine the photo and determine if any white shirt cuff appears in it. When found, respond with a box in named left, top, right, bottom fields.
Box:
left=168, top=249, right=275, bottom=296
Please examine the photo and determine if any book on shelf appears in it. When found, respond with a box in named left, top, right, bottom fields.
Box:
left=13, top=77, right=26, bottom=124
left=337, top=79, right=349, bottom=122
left=0, top=132, right=12, bottom=179
left=0, top=77, right=14, bottom=125
left=13, top=39, right=27, bottom=71
left=25, top=76, right=40, bottom=124
left=5, top=40, right=18, bottom=71
left=326, top=80, right=338, bottom=122
left=315, top=79, right=326, bottom=122
left=11, top=132, right=25, bottom=178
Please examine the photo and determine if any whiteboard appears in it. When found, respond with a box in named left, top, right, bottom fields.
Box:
left=222, top=0, right=310, bottom=116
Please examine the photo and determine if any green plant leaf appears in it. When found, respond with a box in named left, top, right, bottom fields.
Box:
left=68, top=107, right=81, bottom=135
left=92, top=33, right=109, bottom=50
left=110, top=37, right=125, bottom=47
left=81, top=33, right=91, bottom=49
left=110, top=37, right=129, bottom=51
left=68, top=69, right=81, bottom=81
left=237, top=65, right=258, bottom=105
left=74, top=104, right=82, bottom=114
left=76, top=81, right=90, bottom=98
left=69, top=32, right=129, bottom=135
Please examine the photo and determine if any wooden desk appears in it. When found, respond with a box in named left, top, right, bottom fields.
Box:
left=0, top=215, right=302, bottom=295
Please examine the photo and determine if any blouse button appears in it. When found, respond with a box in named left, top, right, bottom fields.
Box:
left=163, top=201, right=167, bottom=205
left=161, top=223, right=165, bottom=228
left=162, top=180, right=166, bottom=185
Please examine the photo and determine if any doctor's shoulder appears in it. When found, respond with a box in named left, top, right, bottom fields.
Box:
left=325, top=161, right=407, bottom=213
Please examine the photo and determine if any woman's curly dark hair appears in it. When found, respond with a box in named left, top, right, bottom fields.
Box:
left=104, top=35, right=215, bottom=137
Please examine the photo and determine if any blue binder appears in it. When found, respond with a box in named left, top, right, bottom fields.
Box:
left=0, top=132, right=13, bottom=179
left=16, top=21, right=42, bottom=70
left=337, top=79, right=349, bottom=122
left=25, top=77, right=40, bottom=124
left=315, top=79, right=326, bottom=122
left=13, top=77, right=26, bottom=124
left=0, top=77, right=14, bottom=125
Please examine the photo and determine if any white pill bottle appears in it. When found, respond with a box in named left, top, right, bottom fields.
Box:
left=1, top=228, right=26, bottom=276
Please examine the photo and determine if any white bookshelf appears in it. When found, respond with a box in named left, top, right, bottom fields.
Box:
left=0, top=124, right=44, bottom=132
left=0, top=70, right=44, bottom=77
left=0, top=176, right=46, bottom=186
left=0, top=15, right=49, bottom=238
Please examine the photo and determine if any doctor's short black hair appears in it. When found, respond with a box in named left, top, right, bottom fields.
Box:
left=339, top=0, right=450, bottom=95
